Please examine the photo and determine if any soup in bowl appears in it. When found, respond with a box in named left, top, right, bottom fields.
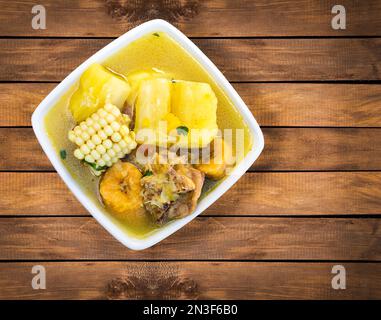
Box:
left=32, top=20, right=264, bottom=249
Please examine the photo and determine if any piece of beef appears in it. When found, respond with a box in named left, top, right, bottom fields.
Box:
left=141, top=164, right=204, bottom=224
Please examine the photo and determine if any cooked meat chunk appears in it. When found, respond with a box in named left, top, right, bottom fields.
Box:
left=166, top=166, right=204, bottom=220
left=167, top=166, right=196, bottom=193
left=141, top=164, right=204, bottom=224
left=125, top=148, right=187, bottom=172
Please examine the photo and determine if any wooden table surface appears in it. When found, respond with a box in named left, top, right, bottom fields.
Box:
left=0, top=0, right=380, bottom=300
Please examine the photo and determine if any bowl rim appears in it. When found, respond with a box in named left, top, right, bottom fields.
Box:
left=31, top=19, right=264, bottom=250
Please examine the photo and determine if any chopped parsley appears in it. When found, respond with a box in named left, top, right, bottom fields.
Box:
left=176, top=126, right=189, bottom=136
left=83, top=160, right=107, bottom=171
left=153, top=32, right=160, bottom=37
left=143, top=170, right=153, bottom=177
left=60, top=149, right=67, bottom=160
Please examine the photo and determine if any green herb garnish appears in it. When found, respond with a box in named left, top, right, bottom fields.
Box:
left=143, top=170, right=153, bottom=177
left=176, top=126, right=189, bottom=136
left=83, top=160, right=107, bottom=171
left=60, top=149, right=67, bottom=160
left=153, top=32, right=160, bottom=37
left=171, top=79, right=176, bottom=83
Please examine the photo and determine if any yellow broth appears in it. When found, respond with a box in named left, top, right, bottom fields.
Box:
left=44, top=32, right=252, bottom=238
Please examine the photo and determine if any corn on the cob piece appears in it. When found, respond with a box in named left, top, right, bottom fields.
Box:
left=68, top=103, right=137, bottom=173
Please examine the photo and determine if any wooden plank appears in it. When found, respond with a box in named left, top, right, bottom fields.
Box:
left=0, top=217, right=379, bottom=260
left=0, top=262, right=379, bottom=299
left=0, top=83, right=55, bottom=127
left=237, top=83, right=381, bottom=127
left=2, top=128, right=381, bottom=171
left=2, top=83, right=381, bottom=127
left=258, top=128, right=381, bottom=171
left=1, top=171, right=381, bottom=216
left=1, top=0, right=381, bottom=37
left=1, top=39, right=381, bottom=81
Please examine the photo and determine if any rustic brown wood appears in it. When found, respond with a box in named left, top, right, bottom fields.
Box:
left=0, top=262, right=379, bottom=299
left=0, top=83, right=55, bottom=127
left=237, top=83, right=381, bottom=127
left=2, top=83, right=381, bottom=127
left=0, top=217, right=379, bottom=260
left=2, top=127, right=381, bottom=171
left=257, top=128, right=381, bottom=171
left=1, top=0, right=381, bottom=301
left=2, top=0, right=381, bottom=37
left=1, top=172, right=381, bottom=216
left=1, top=39, right=381, bottom=81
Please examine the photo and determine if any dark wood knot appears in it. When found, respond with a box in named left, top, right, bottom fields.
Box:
left=104, top=0, right=200, bottom=23
left=106, top=276, right=199, bottom=299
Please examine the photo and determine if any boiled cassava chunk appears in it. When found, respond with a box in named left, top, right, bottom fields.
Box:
left=163, top=112, right=183, bottom=133
left=171, top=81, right=218, bottom=147
left=69, top=64, right=130, bottom=123
left=126, top=69, right=173, bottom=108
left=134, top=78, right=171, bottom=145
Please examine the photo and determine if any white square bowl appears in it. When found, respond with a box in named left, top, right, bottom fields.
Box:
left=31, top=19, right=264, bottom=250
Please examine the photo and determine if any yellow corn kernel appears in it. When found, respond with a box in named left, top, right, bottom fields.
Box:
left=68, top=104, right=137, bottom=171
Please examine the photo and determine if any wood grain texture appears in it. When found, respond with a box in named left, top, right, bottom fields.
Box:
left=1, top=39, right=381, bottom=81
left=1, top=0, right=381, bottom=37
left=0, top=262, right=379, bottom=299
left=0, top=83, right=55, bottom=127
left=2, top=83, right=381, bottom=127
left=1, top=172, right=381, bottom=216
left=0, top=217, right=379, bottom=260
left=258, top=128, right=381, bottom=171
left=2, top=128, right=381, bottom=171
left=237, top=83, right=381, bottom=127
left=1, top=0, right=380, bottom=302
